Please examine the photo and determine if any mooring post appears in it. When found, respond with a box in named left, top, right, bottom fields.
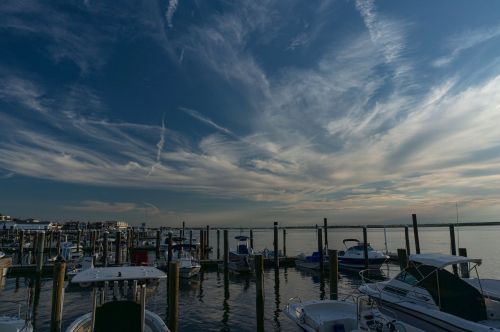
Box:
left=250, top=229, right=254, bottom=249
left=103, top=231, right=109, bottom=267
left=273, top=221, right=279, bottom=269
left=404, top=226, right=411, bottom=255
left=76, top=229, right=81, bottom=253
left=363, top=227, right=369, bottom=270
left=317, top=228, right=324, bottom=272
left=206, top=225, right=210, bottom=252
left=155, top=229, right=161, bottom=260
left=328, top=249, right=338, bottom=300
left=223, top=230, right=229, bottom=272
left=18, top=230, right=24, bottom=265
left=189, top=230, right=193, bottom=257
left=412, top=214, right=421, bottom=254
left=167, top=232, right=173, bottom=267
left=36, top=231, right=45, bottom=275
left=458, top=248, right=469, bottom=278
left=167, top=261, right=179, bottom=332
left=32, top=232, right=38, bottom=264
left=56, top=231, right=62, bottom=256
left=199, top=229, right=205, bottom=260
left=282, top=228, right=287, bottom=257
left=397, top=248, right=408, bottom=270
left=323, top=218, right=328, bottom=251
left=182, top=221, right=185, bottom=238
left=449, top=224, right=458, bottom=275
left=50, top=256, right=66, bottom=332
left=91, top=230, right=96, bottom=255
left=217, top=229, right=220, bottom=260
left=115, top=231, right=121, bottom=265
left=255, top=254, right=265, bottom=332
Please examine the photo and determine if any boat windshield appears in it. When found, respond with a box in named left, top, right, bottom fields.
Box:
left=349, top=245, right=374, bottom=251
left=395, top=267, right=422, bottom=286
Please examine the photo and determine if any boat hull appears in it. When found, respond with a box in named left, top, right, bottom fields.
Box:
left=338, top=257, right=387, bottom=270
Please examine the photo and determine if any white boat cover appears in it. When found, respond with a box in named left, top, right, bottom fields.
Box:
left=409, top=253, right=481, bottom=268
left=72, top=266, right=167, bottom=283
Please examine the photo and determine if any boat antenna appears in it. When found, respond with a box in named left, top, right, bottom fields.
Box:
left=456, top=202, right=460, bottom=249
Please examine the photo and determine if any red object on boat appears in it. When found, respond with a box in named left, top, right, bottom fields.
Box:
left=130, top=250, right=149, bottom=266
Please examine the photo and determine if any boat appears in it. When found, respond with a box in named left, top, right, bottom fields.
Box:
left=171, top=241, right=201, bottom=278
left=338, top=239, right=388, bottom=270
left=66, top=256, right=95, bottom=282
left=0, top=251, right=5, bottom=259
left=227, top=236, right=253, bottom=273
left=284, top=296, right=423, bottom=332
left=60, top=242, right=83, bottom=262
left=359, top=253, right=500, bottom=331
left=66, top=266, right=169, bottom=332
left=0, top=289, right=34, bottom=332
left=295, top=252, right=327, bottom=270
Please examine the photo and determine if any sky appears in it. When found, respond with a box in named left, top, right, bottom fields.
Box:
left=1, top=0, right=500, bottom=227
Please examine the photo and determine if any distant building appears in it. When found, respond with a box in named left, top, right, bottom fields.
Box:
left=105, top=220, right=128, bottom=230
left=1, top=218, right=54, bottom=230
left=0, top=214, right=11, bottom=221
left=62, top=221, right=84, bottom=230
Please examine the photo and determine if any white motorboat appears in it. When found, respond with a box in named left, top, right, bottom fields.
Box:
left=284, top=296, right=423, bottom=332
left=66, top=266, right=170, bottom=332
left=66, top=256, right=95, bottom=282
left=338, top=239, right=388, bottom=270
left=60, top=242, right=83, bottom=262
left=360, top=253, right=500, bottom=331
left=171, top=242, right=201, bottom=278
left=0, top=315, right=32, bottom=332
left=227, top=236, right=253, bottom=273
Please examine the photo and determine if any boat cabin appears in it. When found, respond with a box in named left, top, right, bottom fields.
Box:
left=68, top=266, right=169, bottom=332
left=234, top=236, right=252, bottom=255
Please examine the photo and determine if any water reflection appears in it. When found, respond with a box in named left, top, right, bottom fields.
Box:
left=221, top=270, right=230, bottom=331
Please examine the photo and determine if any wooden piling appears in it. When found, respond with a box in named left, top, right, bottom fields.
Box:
left=76, top=229, right=81, bottom=253
left=167, top=261, right=179, bottom=332
left=167, top=232, right=173, bottom=266
left=459, top=248, right=469, bottom=278
left=223, top=230, right=229, bottom=271
left=412, top=214, right=421, bottom=254
left=250, top=229, right=254, bottom=249
left=255, top=255, right=265, bottom=332
left=115, top=231, right=121, bottom=265
left=404, top=226, right=411, bottom=255
left=282, top=228, right=287, bottom=257
left=50, top=256, right=66, bottom=332
left=200, top=230, right=205, bottom=260
left=56, top=231, right=61, bottom=255
left=273, top=222, right=279, bottom=269
left=317, top=228, right=324, bottom=272
left=323, top=218, right=328, bottom=250
left=328, top=249, right=338, bottom=300
left=91, top=230, right=96, bottom=255
left=18, top=230, right=24, bottom=265
left=189, top=230, right=193, bottom=257
left=36, top=231, right=45, bottom=275
left=449, top=224, right=458, bottom=275
left=217, top=229, right=220, bottom=260
left=156, top=230, right=161, bottom=260
left=206, top=225, right=210, bottom=251
left=363, top=227, right=368, bottom=270
left=397, top=248, right=408, bottom=270
left=103, top=231, right=108, bottom=267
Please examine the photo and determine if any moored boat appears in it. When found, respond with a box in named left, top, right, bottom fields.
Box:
left=338, top=239, right=388, bottom=270
left=66, top=266, right=170, bottom=332
left=359, top=253, right=500, bottom=331
left=227, top=236, right=253, bottom=273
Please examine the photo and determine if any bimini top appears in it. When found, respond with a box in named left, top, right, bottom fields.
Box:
left=72, top=266, right=167, bottom=284
left=409, top=253, right=482, bottom=269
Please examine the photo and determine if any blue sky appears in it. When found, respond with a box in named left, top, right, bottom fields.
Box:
left=1, top=0, right=500, bottom=227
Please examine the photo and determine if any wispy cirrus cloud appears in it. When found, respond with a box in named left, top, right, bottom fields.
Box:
left=433, top=23, right=500, bottom=67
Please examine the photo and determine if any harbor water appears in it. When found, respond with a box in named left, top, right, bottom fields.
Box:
left=0, top=225, right=499, bottom=331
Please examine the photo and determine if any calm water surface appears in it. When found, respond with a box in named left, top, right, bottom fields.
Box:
left=1, top=226, right=499, bottom=331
